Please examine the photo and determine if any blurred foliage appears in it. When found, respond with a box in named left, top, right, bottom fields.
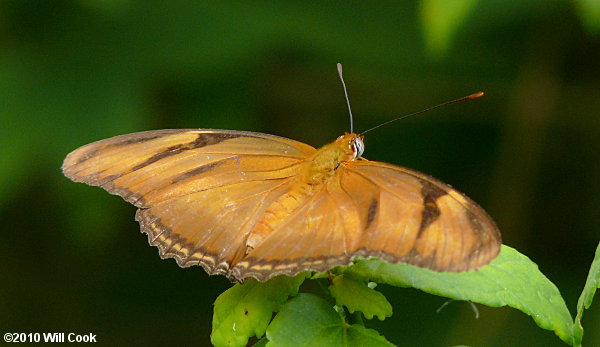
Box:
left=1, top=0, right=599, bottom=346
left=576, top=0, right=600, bottom=34
left=420, top=0, right=479, bottom=58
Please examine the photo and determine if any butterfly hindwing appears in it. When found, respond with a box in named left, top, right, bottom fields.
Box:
left=136, top=178, right=295, bottom=275
left=230, top=185, right=355, bottom=280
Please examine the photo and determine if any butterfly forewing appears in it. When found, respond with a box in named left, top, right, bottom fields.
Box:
left=344, top=161, right=500, bottom=272
left=63, top=129, right=315, bottom=206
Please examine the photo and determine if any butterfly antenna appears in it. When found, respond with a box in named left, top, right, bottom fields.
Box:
left=360, top=91, right=484, bottom=135
left=337, top=63, right=354, bottom=134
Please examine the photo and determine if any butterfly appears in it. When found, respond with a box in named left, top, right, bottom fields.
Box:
left=62, top=127, right=501, bottom=282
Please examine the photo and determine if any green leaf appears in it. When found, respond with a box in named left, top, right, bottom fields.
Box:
left=252, top=338, right=268, bottom=347
left=420, top=0, right=479, bottom=57
left=211, top=273, right=308, bottom=347
left=266, top=293, right=394, bottom=347
left=329, top=275, right=392, bottom=321
left=345, top=245, right=574, bottom=345
left=573, top=241, right=600, bottom=346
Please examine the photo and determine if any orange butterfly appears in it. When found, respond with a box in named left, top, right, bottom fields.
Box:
left=62, top=68, right=501, bottom=282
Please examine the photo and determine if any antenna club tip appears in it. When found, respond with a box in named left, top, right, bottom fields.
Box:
left=468, top=91, right=484, bottom=99
left=337, top=63, right=343, bottom=73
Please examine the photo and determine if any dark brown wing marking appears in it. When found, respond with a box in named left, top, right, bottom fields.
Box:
left=171, top=160, right=228, bottom=184
left=365, top=198, right=379, bottom=230
left=417, top=179, right=447, bottom=236
left=341, top=160, right=501, bottom=273
left=131, top=133, right=243, bottom=171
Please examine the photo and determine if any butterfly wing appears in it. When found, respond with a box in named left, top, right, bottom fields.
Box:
left=340, top=160, right=501, bottom=272
left=232, top=159, right=501, bottom=281
left=231, top=183, right=355, bottom=281
left=62, top=129, right=316, bottom=275
left=64, top=129, right=500, bottom=281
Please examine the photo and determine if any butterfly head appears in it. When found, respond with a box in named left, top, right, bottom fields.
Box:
left=336, top=133, right=364, bottom=161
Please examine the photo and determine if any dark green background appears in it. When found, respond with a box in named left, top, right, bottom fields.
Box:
left=1, top=1, right=599, bottom=346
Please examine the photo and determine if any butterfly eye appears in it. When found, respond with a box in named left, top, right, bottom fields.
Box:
left=352, top=138, right=364, bottom=158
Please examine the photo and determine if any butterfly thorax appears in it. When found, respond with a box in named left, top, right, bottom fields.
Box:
left=241, top=133, right=364, bottom=258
